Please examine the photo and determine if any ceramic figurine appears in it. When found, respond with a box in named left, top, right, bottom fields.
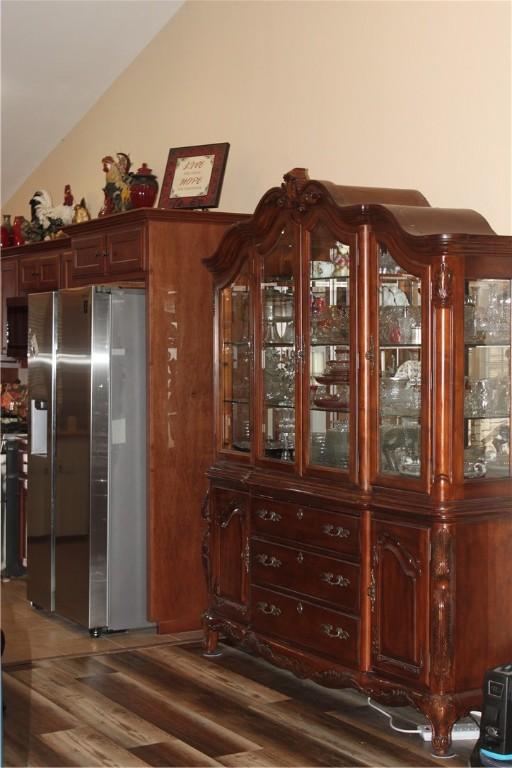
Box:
left=72, top=198, right=91, bottom=224
left=22, top=189, right=74, bottom=241
left=99, top=153, right=132, bottom=216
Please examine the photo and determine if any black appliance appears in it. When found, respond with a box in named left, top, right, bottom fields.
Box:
left=471, top=664, right=512, bottom=766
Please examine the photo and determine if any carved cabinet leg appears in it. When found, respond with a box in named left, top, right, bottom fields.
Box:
left=422, top=695, right=458, bottom=756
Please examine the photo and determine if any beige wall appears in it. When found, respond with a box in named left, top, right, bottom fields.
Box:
left=5, top=0, right=512, bottom=234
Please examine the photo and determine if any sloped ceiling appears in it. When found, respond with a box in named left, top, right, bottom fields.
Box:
left=1, top=0, right=183, bottom=203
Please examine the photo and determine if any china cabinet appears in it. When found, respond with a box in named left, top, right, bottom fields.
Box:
left=202, top=169, right=512, bottom=756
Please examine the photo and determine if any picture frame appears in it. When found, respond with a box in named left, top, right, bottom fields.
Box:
left=158, top=142, right=230, bottom=209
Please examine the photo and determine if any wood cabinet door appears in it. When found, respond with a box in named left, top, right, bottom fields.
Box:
left=370, top=519, right=430, bottom=685
left=1, top=257, right=18, bottom=354
left=72, top=233, right=106, bottom=278
left=107, top=228, right=145, bottom=275
left=38, top=253, right=60, bottom=291
left=210, top=488, right=250, bottom=621
left=19, top=256, right=41, bottom=294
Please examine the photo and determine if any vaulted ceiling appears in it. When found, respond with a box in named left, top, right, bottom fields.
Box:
left=1, top=0, right=183, bottom=203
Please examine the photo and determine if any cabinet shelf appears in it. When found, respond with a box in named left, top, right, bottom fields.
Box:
left=464, top=340, right=510, bottom=348
left=224, top=340, right=251, bottom=347
left=464, top=413, right=510, bottom=421
left=380, top=274, right=414, bottom=281
left=380, top=343, right=421, bottom=350
left=311, top=405, right=349, bottom=413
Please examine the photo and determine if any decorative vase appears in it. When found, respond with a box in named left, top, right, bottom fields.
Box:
left=1, top=214, right=13, bottom=247
left=12, top=216, right=26, bottom=246
left=130, top=163, right=159, bottom=209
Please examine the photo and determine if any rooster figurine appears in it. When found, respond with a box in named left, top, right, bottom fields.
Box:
left=22, top=188, right=75, bottom=242
left=98, top=153, right=132, bottom=216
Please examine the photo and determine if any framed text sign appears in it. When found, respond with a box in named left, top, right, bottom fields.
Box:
left=158, top=143, right=230, bottom=209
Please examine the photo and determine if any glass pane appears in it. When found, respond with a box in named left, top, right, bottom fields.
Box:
left=220, top=267, right=251, bottom=453
left=464, top=279, right=511, bottom=479
left=260, top=226, right=296, bottom=462
left=378, top=244, right=422, bottom=477
left=308, top=226, right=351, bottom=470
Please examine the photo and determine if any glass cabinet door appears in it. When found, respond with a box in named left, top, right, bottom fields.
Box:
left=377, top=245, right=422, bottom=478
left=259, top=226, right=297, bottom=463
left=307, top=224, right=351, bottom=471
left=220, top=265, right=251, bottom=453
left=464, top=279, right=511, bottom=479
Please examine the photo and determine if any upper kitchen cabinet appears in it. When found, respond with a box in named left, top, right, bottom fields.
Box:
left=66, top=213, right=146, bottom=281
left=203, top=169, right=512, bottom=755
left=1, top=238, right=70, bottom=358
left=4, top=238, right=71, bottom=295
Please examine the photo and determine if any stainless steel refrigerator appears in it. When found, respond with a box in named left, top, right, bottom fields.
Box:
left=26, top=286, right=151, bottom=634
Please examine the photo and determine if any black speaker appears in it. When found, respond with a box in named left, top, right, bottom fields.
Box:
left=478, top=663, right=512, bottom=764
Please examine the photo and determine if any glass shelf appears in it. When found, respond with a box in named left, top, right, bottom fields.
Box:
left=311, top=405, right=349, bottom=413
left=464, top=413, right=510, bottom=421
left=380, top=343, right=421, bottom=350
left=223, top=339, right=251, bottom=347
left=464, top=341, right=510, bottom=348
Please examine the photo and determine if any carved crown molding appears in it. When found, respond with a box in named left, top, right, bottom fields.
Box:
left=276, top=168, right=323, bottom=213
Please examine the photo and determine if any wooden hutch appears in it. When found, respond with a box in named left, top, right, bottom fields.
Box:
left=202, top=169, right=512, bottom=755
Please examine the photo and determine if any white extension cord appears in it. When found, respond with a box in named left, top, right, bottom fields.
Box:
left=367, top=698, right=481, bottom=742
left=417, top=722, right=481, bottom=742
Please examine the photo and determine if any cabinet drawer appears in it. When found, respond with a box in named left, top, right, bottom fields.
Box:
left=251, top=497, right=360, bottom=557
left=252, top=538, right=359, bottom=614
left=252, top=585, right=359, bottom=666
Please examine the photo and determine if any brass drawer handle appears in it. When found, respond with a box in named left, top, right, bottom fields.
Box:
left=256, top=554, right=282, bottom=568
left=257, top=601, right=282, bottom=617
left=321, top=623, right=350, bottom=640
left=321, top=572, right=350, bottom=588
left=256, top=508, right=282, bottom=522
left=322, top=524, right=350, bottom=538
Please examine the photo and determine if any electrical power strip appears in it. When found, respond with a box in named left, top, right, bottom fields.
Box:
left=418, top=723, right=480, bottom=742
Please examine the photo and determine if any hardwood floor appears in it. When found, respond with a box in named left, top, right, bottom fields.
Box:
left=2, top=579, right=477, bottom=767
